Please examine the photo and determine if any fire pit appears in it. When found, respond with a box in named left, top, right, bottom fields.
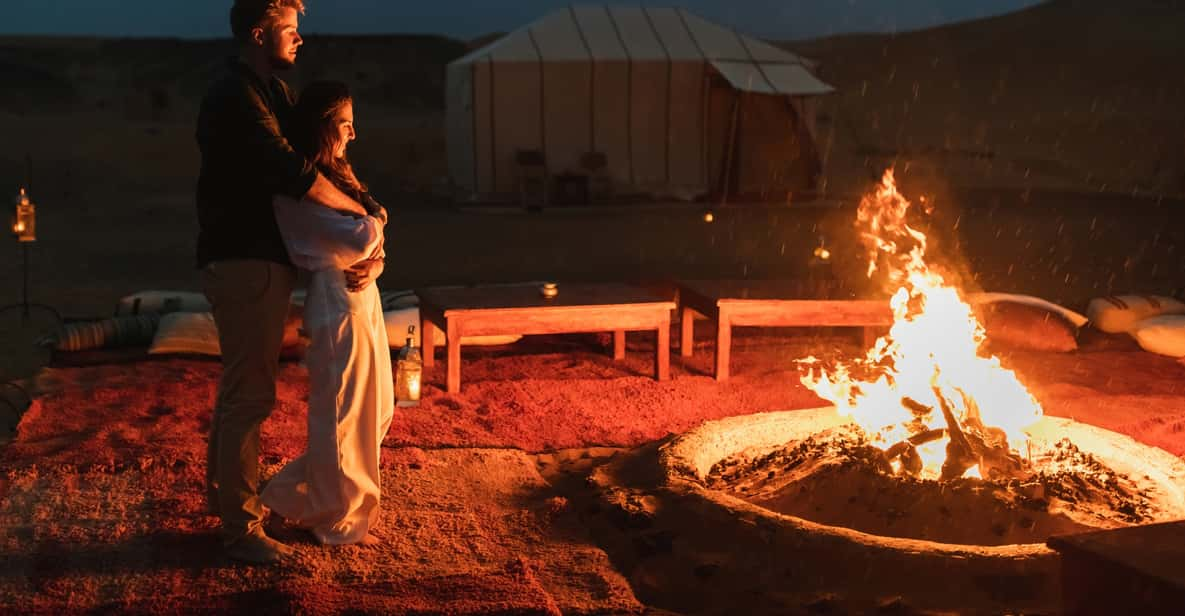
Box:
left=708, top=417, right=1177, bottom=547
left=654, top=406, right=1185, bottom=610
left=589, top=171, right=1185, bottom=612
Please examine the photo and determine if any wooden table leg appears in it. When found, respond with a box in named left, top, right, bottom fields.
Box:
left=656, top=316, right=670, bottom=381
left=421, top=319, right=435, bottom=368
left=680, top=306, right=695, bottom=357
left=715, top=311, right=731, bottom=382
left=863, top=326, right=886, bottom=348
left=446, top=318, right=461, bottom=394
left=613, top=330, right=626, bottom=360
left=862, top=326, right=876, bottom=349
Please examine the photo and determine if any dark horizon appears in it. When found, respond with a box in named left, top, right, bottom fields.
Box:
left=3, top=0, right=1042, bottom=42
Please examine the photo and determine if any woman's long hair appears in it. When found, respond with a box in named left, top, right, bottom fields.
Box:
left=291, top=81, right=369, bottom=204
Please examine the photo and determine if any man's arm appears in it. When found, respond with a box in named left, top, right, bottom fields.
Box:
left=223, top=80, right=367, bottom=216
left=305, top=174, right=368, bottom=217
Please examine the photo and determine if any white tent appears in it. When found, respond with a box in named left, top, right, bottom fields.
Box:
left=446, top=6, right=834, bottom=203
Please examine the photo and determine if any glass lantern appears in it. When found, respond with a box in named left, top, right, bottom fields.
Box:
left=13, top=188, right=35, bottom=242
left=808, top=235, right=834, bottom=296
left=395, top=325, right=422, bottom=407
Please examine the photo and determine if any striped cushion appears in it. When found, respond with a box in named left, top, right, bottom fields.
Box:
left=115, top=291, right=210, bottom=316
left=1086, top=295, right=1185, bottom=333
left=148, top=312, right=221, bottom=356
left=380, top=289, right=419, bottom=311
left=148, top=311, right=308, bottom=359
left=52, top=314, right=162, bottom=352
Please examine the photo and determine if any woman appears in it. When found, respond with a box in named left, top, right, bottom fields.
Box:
left=261, top=81, right=394, bottom=546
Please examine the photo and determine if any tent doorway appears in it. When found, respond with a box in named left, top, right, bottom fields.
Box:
left=706, top=73, right=819, bottom=203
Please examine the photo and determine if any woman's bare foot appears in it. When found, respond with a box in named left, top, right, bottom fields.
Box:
left=357, top=533, right=381, bottom=547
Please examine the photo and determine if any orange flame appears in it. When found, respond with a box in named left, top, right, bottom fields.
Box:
left=799, top=169, right=1042, bottom=478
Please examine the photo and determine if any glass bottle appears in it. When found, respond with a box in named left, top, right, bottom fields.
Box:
left=395, top=325, right=422, bottom=407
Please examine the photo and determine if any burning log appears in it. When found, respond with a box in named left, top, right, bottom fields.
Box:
left=901, top=397, right=931, bottom=417
left=934, top=390, right=979, bottom=481
left=934, top=387, right=1032, bottom=482
left=898, top=443, right=924, bottom=477
left=883, top=428, right=945, bottom=478
left=883, top=428, right=946, bottom=460
left=957, top=391, right=1010, bottom=451
left=901, top=396, right=934, bottom=434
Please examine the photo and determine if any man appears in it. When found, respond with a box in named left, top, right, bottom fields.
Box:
left=196, top=0, right=375, bottom=565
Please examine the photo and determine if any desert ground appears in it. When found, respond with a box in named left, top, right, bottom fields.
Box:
left=2, top=0, right=1185, bottom=613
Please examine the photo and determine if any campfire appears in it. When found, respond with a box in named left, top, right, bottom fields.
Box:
left=588, top=169, right=1185, bottom=612
left=695, top=170, right=1184, bottom=548
left=798, top=168, right=1041, bottom=482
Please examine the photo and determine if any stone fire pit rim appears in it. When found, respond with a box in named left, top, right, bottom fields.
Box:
left=657, top=406, right=1185, bottom=558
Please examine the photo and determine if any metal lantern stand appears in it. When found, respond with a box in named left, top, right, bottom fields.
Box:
left=0, top=157, right=60, bottom=340
left=0, top=236, right=59, bottom=384
left=0, top=241, right=60, bottom=333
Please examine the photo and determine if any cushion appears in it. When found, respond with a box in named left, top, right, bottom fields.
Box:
left=148, top=312, right=221, bottom=356
left=148, top=310, right=307, bottom=359
left=380, top=289, right=419, bottom=311
left=975, top=301, right=1079, bottom=352
left=116, top=291, right=210, bottom=316
left=50, top=314, right=161, bottom=352
left=1086, top=295, right=1185, bottom=334
left=967, top=292, right=1088, bottom=327
left=1132, top=315, right=1185, bottom=357
left=382, top=307, right=522, bottom=348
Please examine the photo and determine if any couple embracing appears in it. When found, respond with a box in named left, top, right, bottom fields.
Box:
left=196, top=0, right=394, bottom=564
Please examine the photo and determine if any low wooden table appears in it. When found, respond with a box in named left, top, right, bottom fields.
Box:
left=676, top=279, right=893, bottom=381
left=1048, top=521, right=1185, bottom=614
left=416, top=283, right=675, bottom=393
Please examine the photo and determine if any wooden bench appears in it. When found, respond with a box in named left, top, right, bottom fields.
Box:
left=416, top=283, right=675, bottom=393
left=676, top=279, right=893, bottom=381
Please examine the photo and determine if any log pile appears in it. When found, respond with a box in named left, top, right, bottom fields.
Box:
left=880, top=389, right=1032, bottom=482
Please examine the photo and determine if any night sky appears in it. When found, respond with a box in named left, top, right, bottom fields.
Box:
left=3, top=0, right=1042, bottom=41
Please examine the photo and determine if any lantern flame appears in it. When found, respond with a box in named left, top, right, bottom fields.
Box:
left=799, top=169, right=1042, bottom=480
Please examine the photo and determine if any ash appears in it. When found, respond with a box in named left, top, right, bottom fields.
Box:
left=706, top=427, right=1156, bottom=546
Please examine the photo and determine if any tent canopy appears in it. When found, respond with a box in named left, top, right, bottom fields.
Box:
left=446, top=6, right=834, bottom=201
left=451, top=6, right=831, bottom=93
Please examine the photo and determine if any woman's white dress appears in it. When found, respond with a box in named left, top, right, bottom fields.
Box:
left=262, top=195, right=394, bottom=545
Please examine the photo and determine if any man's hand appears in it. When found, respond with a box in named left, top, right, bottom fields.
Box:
left=307, top=173, right=368, bottom=217
left=345, top=257, right=384, bottom=292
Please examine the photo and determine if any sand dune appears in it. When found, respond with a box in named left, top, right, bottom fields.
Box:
left=787, top=0, right=1185, bottom=195
left=1, top=1, right=1181, bottom=199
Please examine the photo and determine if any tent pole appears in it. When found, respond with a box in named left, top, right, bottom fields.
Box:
left=718, top=91, right=741, bottom=208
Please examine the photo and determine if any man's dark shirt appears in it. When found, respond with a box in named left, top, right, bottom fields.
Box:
left=195, top=58, right=318, bottom=268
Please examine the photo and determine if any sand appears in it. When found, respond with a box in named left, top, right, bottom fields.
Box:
left=2, top=328, right=1185, bottom=612
left=709, top=426, right=1156, bottom=546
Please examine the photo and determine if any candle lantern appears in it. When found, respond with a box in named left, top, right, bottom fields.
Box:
left=395, top=325, right=422, bottom=407
left=12, top=188, right=35, bottom=242
left=0, top=181, right=60, bottom=336
left=811, top=235, right=831, bottom=264
left=808, top=235, right=835, bottom=296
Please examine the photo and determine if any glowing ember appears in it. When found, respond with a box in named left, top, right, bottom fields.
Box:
left=799, top=169, right=1042, bottom=479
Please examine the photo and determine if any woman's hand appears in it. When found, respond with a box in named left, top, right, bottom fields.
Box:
left=345, top=257, right=384, bottom=292
left=362, top=194, right=388, bottom=226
